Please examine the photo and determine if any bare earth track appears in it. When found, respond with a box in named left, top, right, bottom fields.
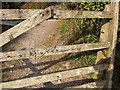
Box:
left=2, top=20, right=62, bottom=87
left=2, top=19, right=91, bottom=88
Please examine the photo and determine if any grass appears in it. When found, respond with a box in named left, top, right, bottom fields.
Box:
left=59, top=21, right=67, bottom=42
left=58, top=2, right=113, bottom=82
left=2, top=2, right=119, bottom=88
left=58, top=18, right=102, bottom=73
left=69, top=51, right=96, bottom=68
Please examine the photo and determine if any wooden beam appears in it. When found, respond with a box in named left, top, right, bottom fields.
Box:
left=105, top=2, right=119, bottom=88
left=0, top=42, right=110, bottom=62
left=0, top=7, right=52, bottom=47
left=0, top=64, right=108, bottom=88
left=0, top=9, right=42, bottom=20
left=53, top=10, right=113, bottom=19
left=0, top=9, right=113, bottom=20
left=95, top=4, right=111, bottom=80
left=73, top=80, right=107, bottom=88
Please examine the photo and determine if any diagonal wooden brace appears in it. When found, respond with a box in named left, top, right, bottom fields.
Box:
left=0, top=7, right=52, bottom=47
left=0, top=42, right=110, bottom=62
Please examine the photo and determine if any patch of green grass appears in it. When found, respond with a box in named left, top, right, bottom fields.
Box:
left=63, top=51, right=97, bottom=69
left=58, top=2, right=110, bottom=80
left=60, top=22, right=67, bottom=34
left=59, top=21, right=67, bottom=42
left=59, top=18, right=108, bottom=45
left=59, top=19, right=109, bottom=71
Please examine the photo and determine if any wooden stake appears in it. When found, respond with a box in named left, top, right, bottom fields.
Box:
left=105, top=2, right=119, bottom=89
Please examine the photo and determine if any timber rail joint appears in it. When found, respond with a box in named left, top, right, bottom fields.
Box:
left=0, top=2, right=119, bottom=89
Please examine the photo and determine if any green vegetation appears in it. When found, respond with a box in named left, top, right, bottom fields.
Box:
left=1, top=2, right=120, bottom=88
left=58, top=2, right=110, bottom=72
left=58, top=2, right=111, bottom=81
left=59, top=18, right=109, bottom=45
left=61, top=2, right=109, bottom=10
left=58, top=3, right=120, bottom=87
left=69, top=51, right=96, bottom=68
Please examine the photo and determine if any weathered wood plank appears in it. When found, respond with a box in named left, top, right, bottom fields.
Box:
left=105, top=2, right=119, bottom=88
left=0, top=64, right=108, bottom=88
left=0, top=42, right=110, bottom=62
left=94, top=4, right=111, bottom=80
left=53, top=10, right=113, bottom=19
left=0, top=9, right=113, bottom=20
left=73, top=80, right=107, bottom=88
left=0, top=9, right=42, bottom=20
left=0, top=7, right=52, bottom=47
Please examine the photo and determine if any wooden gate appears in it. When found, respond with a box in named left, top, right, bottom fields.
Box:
left=0, top=2, right=119, bottom=89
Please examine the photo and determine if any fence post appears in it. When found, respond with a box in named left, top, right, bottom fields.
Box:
left=94, top=4, right=111, bottom=80
left=105, top=2, right=119, bottom=89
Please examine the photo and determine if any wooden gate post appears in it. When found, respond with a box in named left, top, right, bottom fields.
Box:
left=95, top=2, right=119, bottom=89
left=95, top=4, right=111, bottom=80
left=0, top=2, right=119, bottom=89
left=105, top=2, right=119, bottom=89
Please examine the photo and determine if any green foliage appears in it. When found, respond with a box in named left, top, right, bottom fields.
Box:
left=60, top=22, right=67, bottom=34
left=59, top=3, right=120, bottom=88
left=59, top=2, right=110, bottom=71
left=59, top=21, right=67, bottom=42
left=59, top=18, right=108, bottom=45
left=67, top=51, right=96, bottom=68
left=1, top=2, right=119, bottom=88
left=59, top=2, right=110, bottom=44
left=63, top=2, right=109, bottom=11
left=60, top=3, right=119, bottom=88
left=73, top=34, right=98, bottom=44
left=2, top=2, right=25, bottom=9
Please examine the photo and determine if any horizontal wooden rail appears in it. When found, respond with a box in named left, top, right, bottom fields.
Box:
left=0, top=7, right=52, bottom=47
left=0, top=9, right=113, bottom=20
left=0, top=64, right=108, bottom=88
left=0, top=42, right=110, bottom=62
left=73, top=80, right=107, bottom=88
left=53, top=10, right=113, bottom=19
left=1, top=9, right=42, bottom=20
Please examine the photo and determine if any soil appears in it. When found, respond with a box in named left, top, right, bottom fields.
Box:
left=2, top=19, right=92, bottom=89
left=2, top=20, right=62, bottom=86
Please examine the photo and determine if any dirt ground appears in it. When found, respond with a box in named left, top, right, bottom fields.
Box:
left=2, top=19, right=92, bottom=89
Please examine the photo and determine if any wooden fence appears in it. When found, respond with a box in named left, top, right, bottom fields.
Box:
left=0, top=2, right=119, bottom=89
